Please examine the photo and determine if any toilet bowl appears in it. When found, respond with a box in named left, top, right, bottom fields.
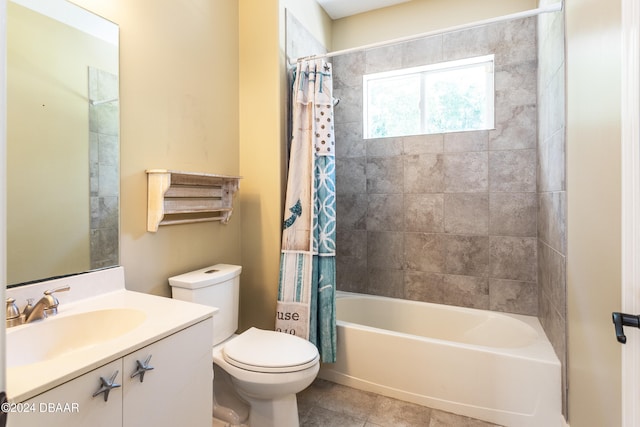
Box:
left=214, top=328, right=319, bottom=426
left=169, top=265, right=320, bottom=427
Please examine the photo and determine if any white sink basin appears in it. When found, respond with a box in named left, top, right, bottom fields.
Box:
left=5, top=274, right=216, bottom=404
left=6, top=308, right=146, bottom=368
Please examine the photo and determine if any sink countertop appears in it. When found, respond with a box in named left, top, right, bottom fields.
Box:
left=6, top=268, right=216, bottom=402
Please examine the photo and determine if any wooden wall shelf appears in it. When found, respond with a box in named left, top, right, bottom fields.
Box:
left=146, top=169, right=241, bottom=232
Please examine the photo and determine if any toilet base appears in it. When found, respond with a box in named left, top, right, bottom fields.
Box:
left=239, top=392, right=300, bottom=427
left=211, top=415, right=248, bottom=427
left=212, top=364, right=250, bottom=425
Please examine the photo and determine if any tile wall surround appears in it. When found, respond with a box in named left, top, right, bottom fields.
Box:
left=88, top=67, right=120, bottom=270
left=537, top=4, right=568, bottom=418
left=287, top=6, right=567, bottom=419
left=333, top=17, right=540, bottom=316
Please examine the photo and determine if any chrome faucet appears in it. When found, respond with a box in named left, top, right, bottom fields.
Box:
left=23, top=286, right=71, bottom=324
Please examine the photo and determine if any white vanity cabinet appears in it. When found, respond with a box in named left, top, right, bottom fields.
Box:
left=7, top=359, right=123, bottom=427
left=7, top=319, right=212, bottom=427
left=122, top=319, right=212, bottom=427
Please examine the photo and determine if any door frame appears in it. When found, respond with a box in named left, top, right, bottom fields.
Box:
left=621, top=0, right=640, bottom=425
left=0, top=1, right=7, bottom=425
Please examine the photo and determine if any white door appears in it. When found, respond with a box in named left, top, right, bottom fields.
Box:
left=620, top=0, right=640, bottom=425
left=1, top=0, right=8, bottom=425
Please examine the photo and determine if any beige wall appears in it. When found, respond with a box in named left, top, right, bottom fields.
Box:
left=331, top=0, right=537, bottom=50
left=238, top=0, right=330, bottom=331
left=238, top=0, right=281, bottom=331
left=566, top=0, right=622, bottom=425
left=71, top=0, right=241, bottom=296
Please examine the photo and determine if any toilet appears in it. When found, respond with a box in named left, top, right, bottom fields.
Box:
left=169, top=264, right=320, bottom=427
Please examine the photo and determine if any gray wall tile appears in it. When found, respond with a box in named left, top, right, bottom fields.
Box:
left=537, top=129, right=565, bottom=192
left=405, top=271, right=444, bottom=302
left=444, top=193, right=489, bottom=235
left=444, top=235, right=489, bottom=277
left=404, top=133, right=444, bottom=155
left=489, top=104, right=537, bottom=150
left=443, top=274, right=490, bottom=309
left=489, top=193, right=537, bottom=236
left=336, top=157, right=366, bottom=194
left=443, top=26, right=490, bottom=61
left=538, top=65, right=565, bottom=142
left=406, top=271, right=489, bottom=309
left=444, top=152, right=488, bottom=193
left=368, top=268, right=405, bottom=298
left=335, top=121, right=365, bottom=158
left=366, top=45, right=403, bottom=73
left=367, top=137, right=403, bottom=157
left=332, top=51, right=365, bottom=88
left=337, top=229, right=367, bottom=259
left=538, top=191, right=567, bottom=254
left=494, top=61, right=538, bottom=117
left=490, top=236, right=537, bottom=282
left=489, top=149, right=536, bottom=192
left=333, top=84, right=362, bottom=124
left=404, top=233, right=445, bottom=273
left=337, top=194, right=367, bottom=230
left=367, top=194, right=404, bottom=231
left=444, top=131, right=488, bottom=153
left=404, top=154, right=444, bottom=193
left=490, top=279, right=537, bottom=315
left=538, top=240, right=566, bottom=317
left=401, top=35, right=443, bottom=68
left=404, top=194, right=444, bottom=232
left=368, top=231, right=404, bottom=269
left=488, top=17, right=537, bottom=66
left=367, top=157, right=404, bottom=193
left=337, top=256, right=367, bottom=293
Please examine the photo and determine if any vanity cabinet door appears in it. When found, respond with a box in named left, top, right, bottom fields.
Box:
left=7, top=359, right=123, bottom=427
left=122, top=319, right=213, bottom=427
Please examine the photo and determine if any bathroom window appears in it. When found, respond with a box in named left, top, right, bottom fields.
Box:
left=363, top=55, right=495, bottom=139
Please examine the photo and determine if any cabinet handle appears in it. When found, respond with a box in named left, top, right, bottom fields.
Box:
left=131, top=355, right=154, bottom=383
left=92, top=371, right=121, bottom=402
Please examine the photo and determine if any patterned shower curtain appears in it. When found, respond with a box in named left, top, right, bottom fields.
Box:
left=276, top=59, right=337, bottom=363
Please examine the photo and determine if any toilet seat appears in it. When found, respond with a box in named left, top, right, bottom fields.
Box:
left=222, top=327, right=319, bottom=373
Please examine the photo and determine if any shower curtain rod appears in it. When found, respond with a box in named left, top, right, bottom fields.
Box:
left=296, top=1, right=563, bottom=63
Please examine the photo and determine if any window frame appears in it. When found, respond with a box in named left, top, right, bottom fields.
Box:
left=362, top=54, right=495, bottom=139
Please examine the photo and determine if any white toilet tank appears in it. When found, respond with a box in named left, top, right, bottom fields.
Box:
left=169, top=264, right=242, bottom=346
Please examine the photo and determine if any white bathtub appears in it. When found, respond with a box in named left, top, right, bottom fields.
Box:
left=318, top=291, right=561, bottom=427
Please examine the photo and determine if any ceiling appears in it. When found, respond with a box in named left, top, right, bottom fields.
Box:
left=316, top=0, right=413, bottom=19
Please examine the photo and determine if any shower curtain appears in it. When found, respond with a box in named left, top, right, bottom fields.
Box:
left=276, top=59, right=337, bottom=363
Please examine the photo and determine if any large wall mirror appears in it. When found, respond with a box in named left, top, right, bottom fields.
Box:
left=7, top=0, right=119, bottom=287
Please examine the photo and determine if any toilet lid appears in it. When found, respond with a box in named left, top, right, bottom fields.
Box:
left=222, top=327, right=319, bottom=373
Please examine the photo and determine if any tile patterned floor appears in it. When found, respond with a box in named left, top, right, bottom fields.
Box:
left=298, top=379, right=503, bottom=427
